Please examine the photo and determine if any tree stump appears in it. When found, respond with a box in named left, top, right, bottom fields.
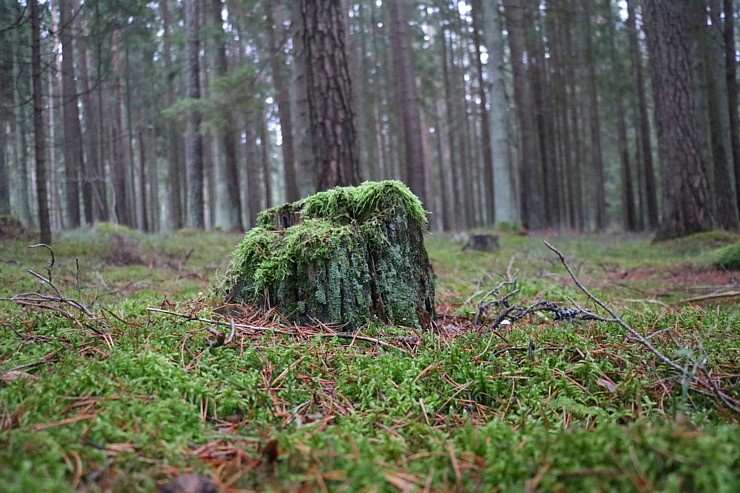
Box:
left=463, top=234, right=500, bottom=252
left=218, top=181, right=435, bottom=330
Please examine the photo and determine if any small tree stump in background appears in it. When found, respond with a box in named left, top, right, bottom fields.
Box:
left=463, top=234, right=500, bottom=252
left=218, top=181, right=435, bottom=330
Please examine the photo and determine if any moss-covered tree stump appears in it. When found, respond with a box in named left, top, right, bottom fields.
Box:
left=218, top=181, right=435, bottom=330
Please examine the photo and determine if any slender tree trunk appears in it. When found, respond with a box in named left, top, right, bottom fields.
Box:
left=0, top=2, right=11, bottom=216
left=31, top=0, right=51, bottom=243
left=138, top=127, right=150, bottom=231
left=627, top=0, right=659, bottom=230
left=59, top=0, right=83, bottom=227
left=212, top=0, right=243, bottom=232
left=705, top=0, right=739, bottom=230
left=160, top=0, right=183, bottom=229
left=291, top=0, right=316, bottom=197
left=110, top=30, right=131, bottom=226
left=70, top=0, right=95, bottom=223
left=505, top=0, right=544, bottom=230
left=643, top=0, right=714, bottom=239
left=604, top=0, right=637, bottom=231
left=388, top=0, right=427, bottom=207
left=483, top=0, right=516, bottom=227
left=244, top=113, right=262, bottom=228
left=185, top=0, right=204, bottom=228
left=583, top=0, right=606, bottom=230
left=12, top=9, right=32, bottom=225
left=267, top=2, right=298, bottom=203
left=724, top=0, right=740, bottom=214
left=298, top=0, right=361, bottom=190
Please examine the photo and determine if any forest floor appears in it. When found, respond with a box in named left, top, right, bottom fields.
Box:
left=0, top=225, right=738, bottom=492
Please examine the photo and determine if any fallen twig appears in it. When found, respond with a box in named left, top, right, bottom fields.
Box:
left=543, top=240, right=740, bottom=414
left=679, top=291, right=740, bottom=304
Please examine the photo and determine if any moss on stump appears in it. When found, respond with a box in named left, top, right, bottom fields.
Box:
left=218, top=181, right=435, bottom=330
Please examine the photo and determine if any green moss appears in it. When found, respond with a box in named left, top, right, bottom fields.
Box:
left=219, top=181, right=434, bottom=329
left=711, top=243, right=740, bottom=270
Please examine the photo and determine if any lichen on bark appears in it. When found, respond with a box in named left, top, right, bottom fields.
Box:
left=217, top=180, right=435, bottom=330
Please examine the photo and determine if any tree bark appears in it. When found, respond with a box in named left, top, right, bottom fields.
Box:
left=627, top=0, right=659, bottom=230
left=291, top=0, right=316, bottom=197
left=110, top=29, right=132, bottom=227
left=388, top=0, right=427, bottom=208
left=504, top=0, right=544, bottom=230
left=483, top=0, right=516, bottom=227
left=725, top=0, right=740, bottom=215
left=185, top=0, right=204, bottom=228
left=59, top=0, right=83, bottom=227
left=30, top=0, right=51, bottom=243
left=267, top=2, right=298, bottom=203
left=643, top=0, right=714, bottom=239
left=704, top=0, right=739, bottom=230
left=298, top=0, right=361, bottom=190
left=604, top=0, right=637, bottom=231
left=212, top=0, right=243, bottom=232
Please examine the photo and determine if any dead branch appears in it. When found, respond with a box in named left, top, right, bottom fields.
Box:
left=2, top=244, right=99, bottom=323
left=679, top=291, right=740, bottom=304
left=543, top=240, right=740, bottom=414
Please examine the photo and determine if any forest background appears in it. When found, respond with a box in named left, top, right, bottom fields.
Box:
left=0, top=0, right=739, bottom=242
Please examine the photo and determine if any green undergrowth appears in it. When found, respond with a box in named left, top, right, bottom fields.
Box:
left=0, top=229, right=738, bottom=492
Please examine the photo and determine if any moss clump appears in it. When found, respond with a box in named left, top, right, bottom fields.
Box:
left=218, top=181, right=435, bottom=330
left=711, top=243, right=740, bottom=270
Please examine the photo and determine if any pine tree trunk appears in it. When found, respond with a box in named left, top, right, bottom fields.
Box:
left=298, top=0, right=361, bottom=190
left=627, top=0, right=659, bottom=230
left=604, top=0, right=637, bottom=231
left=30, top=0, right=51, bottom=244
left=483, top=0, right=516, bottom=227
left=725, top=0, right=740, bottom=215
left=110, top=30, right=131, bottom=227
left=59, top=0, right=82, bottom=228
left=643, top=0, right=713, bottom=240
left=388, top=0, right=427, bottom=208
left=185, top=0, right=204, bottom=228
left=267, top=2, right=298, bottom=203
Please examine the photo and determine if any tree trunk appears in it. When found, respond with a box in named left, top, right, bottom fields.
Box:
left=110, top=30, right=132, bottom=227
left=30, top=0, right=51, bottom=244
left=505, top=0, right=544, bottom=230
left=212, top=0, right=243, bottom=232
left=185, top=0, right=204, bottom=228
left=582, top=1, right=606, bottom=230
left=725, top=0, right=740, bottom=215
left=483, top=0, right=516, bottom=227
left=71, top=0, right=96, bottom=224
left=388, top=0, right=427, bottom=208
left=244, top=113, right=262, bottom=229
left=267, top=2, right=298, bottom=203
left=298, top=0, right=361, bottom=190
left=704, top=0, right=739, bottom=229
left=59, top=0, right=83, bottom=227
left=627, top=0, right=659, bottom=230
left=643, top=0, right=714, bottom=240
left=159, top=0, right=183, bottom=229
left=604, top=0, right=637, bottom=231
left=291, top=0, right=316, bottom=197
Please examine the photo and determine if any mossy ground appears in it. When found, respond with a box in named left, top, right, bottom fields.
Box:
left=0, top=228, right=738, bottom=492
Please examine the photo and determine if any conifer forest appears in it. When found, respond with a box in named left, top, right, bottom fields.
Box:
left=1, top=0, right=738, bottom=241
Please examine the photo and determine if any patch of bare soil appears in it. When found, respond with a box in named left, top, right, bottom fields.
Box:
left=609, top=262, right=739, bottom=301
